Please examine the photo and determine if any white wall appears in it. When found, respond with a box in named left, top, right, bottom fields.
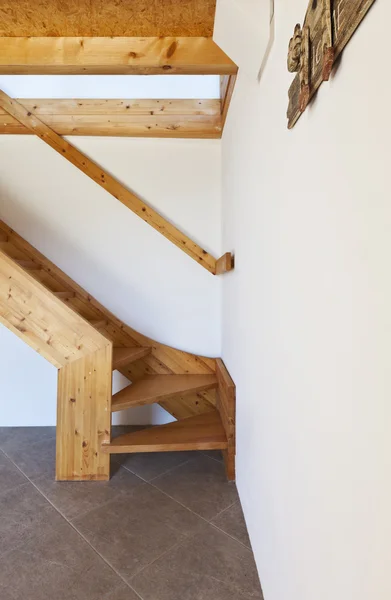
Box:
left=0, top=134, right=221, bottom=425
left=219, top=1, right=391, bottom=599
left=0, top=74, right=220, bottom=99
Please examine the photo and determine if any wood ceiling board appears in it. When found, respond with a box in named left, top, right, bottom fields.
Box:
left=0, top=98, right=223, bottom=138
left=0, top=0, right=216, bottom=37
left=0, top=37, right=237, bottom=75
left=0, top=113, right=222, bottom=138
left=0, top=99, right=221, bottom=116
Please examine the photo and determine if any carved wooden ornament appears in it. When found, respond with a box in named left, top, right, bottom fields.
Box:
left=287, top=0, right=377, bottom=129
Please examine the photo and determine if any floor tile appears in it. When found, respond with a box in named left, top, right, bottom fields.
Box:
left=115, top=450, right=194, bottom=481
left=153, top=454, right=239, bottom=520
left=2, top=436, right=56, bottom=480
left=0, top=427, right=56, bottom=451
left=0, top=481, right=63, bottom=556
left=0, top=451, right=27, bottom=495
left=0, top=519, right=126, bottom=600
left=131, top=524, right=263, bottom=600
left=212, top=501, right=251, bottom=548
left=202, top=450, right=224, bottom=462
left=34, top=461, right=145, bottom=521
left=72, top=483, right=206, bottom=582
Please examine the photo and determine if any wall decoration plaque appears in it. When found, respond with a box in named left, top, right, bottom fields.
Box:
left=287, top=0, right=377, bottom=128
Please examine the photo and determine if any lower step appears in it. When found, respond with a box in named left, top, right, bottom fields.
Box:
left=102, top=410, right=227, bottom=453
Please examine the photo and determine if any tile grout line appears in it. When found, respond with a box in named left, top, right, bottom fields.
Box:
left=129, top=535, right=193, bottom=583
left=146, top=480, right=253, bottom=551
left=116, top=454, right=194, bottom=483
left=201, top=450, right=225, bottom=465
left=119, top=452, right=252, bottom=552
left=0, top=451, right=146, bottom=600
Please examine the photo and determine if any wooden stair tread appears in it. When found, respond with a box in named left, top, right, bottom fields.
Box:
left=103, top=410, right=228, bottom=453
left=111, top=374, right=218, bottom=412
left=113, top=346, right=151, bottom=369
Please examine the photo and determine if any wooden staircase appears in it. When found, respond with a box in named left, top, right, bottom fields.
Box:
left=0, top=221, right=236, bottom=481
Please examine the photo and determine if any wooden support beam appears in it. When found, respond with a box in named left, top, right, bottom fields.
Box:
left=0, top=37, right=238, bottom=75
left=0, top=99, right=223, bottom=138
left=57, top=345, right=112, bottom=481
left=0, top=90, right=232, bottom=275
left=0, top=99, right=221, bottom=117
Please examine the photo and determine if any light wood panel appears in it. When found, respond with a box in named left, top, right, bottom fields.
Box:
left=0, top=99, right=222, bottom=139
left=0, top=0, right=216, bottom=37
left=57, top=345, right=112, bottom=480
left=0, top=90, right=232, bottom=274
left=0, top=113, right=222, bottom=139
left=0, top=37, right=237, bottom=75
left=111, top=374, right=218, bottom=412
left=103, top=410, right=227, bottom=453
left=0, top=99, right=221, bottom=116
left=0, top=250, right=107, bottom=368
left=0, top=219, right=218, bottom=420
left=216, top=359, right=236, bottom=480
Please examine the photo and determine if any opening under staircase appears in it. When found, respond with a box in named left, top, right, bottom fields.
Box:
left=0, top=221, right=235, bottom=482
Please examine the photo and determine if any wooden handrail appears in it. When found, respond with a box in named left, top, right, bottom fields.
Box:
left=0, top=90, right=233, bottom=275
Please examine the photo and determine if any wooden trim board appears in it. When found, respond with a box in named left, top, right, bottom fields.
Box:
left=0, top=90, right=233, bottom=275
left=0, top=98, right=223, bottom=138
left=0, top=37, right=238, bottom=75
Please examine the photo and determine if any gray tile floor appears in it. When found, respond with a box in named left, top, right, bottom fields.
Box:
left=0, top=427, right=263, bottom=600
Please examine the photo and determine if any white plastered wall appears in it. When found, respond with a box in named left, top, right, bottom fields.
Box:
left=217, top=1, right=391, bottom=599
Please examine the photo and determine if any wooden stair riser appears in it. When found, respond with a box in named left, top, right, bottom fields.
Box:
left=112, top=346, right=151, bottom=370
left=111, top=374, right=218, bottom=412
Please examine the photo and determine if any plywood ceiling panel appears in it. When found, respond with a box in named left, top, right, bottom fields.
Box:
left=0, top=0, right=216, bottom=37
